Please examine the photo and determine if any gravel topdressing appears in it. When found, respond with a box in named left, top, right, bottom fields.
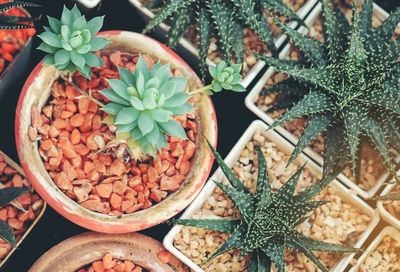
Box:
left=173, top=129, right=371, bottom=272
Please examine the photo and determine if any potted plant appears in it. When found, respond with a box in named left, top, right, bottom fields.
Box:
left=164, top=120, right=379, bottom=272
left=128, top=0, right=318, bottom=87
left=349, top=226, right=400, bottom=271
left=245, top=0, right=400, bottom=199
left=0, top=0, right=39, bottom=98
left=15, top=5, right=250, bottom=233
left=0, top=150, right=46, bottom=268
left=29, top=232, right=188, bottom=271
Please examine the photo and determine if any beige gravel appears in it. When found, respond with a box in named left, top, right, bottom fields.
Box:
left=173, top=130, right=371, bottom=272
left=358, top=235, right=400, bottom=272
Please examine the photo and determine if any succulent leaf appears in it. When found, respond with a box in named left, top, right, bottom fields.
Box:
left=208, top=61, right=246, bottom=93
left=101, top=56, right=192, bottom=157
left=38, top=5, right=110, bottom=79
left=173, top=144, right=359, bottom=271
left=260, top=0, right=400, bottom=188
left=144, top=0, right=300, bottom=78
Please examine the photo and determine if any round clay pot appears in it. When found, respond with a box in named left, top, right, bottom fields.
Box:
left=15, top=31, right=218, bottom=233
left=29, top=232, right=188, bottom=272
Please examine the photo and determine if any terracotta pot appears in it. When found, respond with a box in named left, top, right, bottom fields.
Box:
left=15, top=31, right=218, bottom=233
left=29, top=232, right=188, bottom=272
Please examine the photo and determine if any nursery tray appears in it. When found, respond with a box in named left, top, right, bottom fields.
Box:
left=244, top=2, right=397, bottom=199
left=164, top=120, right=379, bottom=272
left=127, top=0, right=318, bottom=88
left=0, top=150, right=46, bottom=269
left=0, top=7, right=33, bottom=100
left=377, top=178, right=400, bottom=231
left=349, top=226, right=400, bottom=272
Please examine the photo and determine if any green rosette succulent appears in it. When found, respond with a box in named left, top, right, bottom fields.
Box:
left=191, top=61, right=246, bottom=95
left=37, top=5, right=110, bottom=79
left=100, top=56, right=194, bottom=158
left=173, top=143, right=359, bottom=272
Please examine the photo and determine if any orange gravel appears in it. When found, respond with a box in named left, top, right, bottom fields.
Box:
left=76, top=253, right=146, bottom=272
left=30, top=51, right=197, bottom=215
left=0, top=153, right=43, bottom=260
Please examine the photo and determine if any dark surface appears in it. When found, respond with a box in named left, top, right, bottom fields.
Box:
left=0, top=0, right=399, bottom=271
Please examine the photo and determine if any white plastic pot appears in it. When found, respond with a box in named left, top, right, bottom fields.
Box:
left=245, top=2, right=397, bottom=199
left=127, top=0, right=318, bottom=88
left=377, top=179, right=400, bottom=230
left=349, top=226, right=400, bottom=272
left=164, top=120, right=379, bottom=272
left=74, top=0, right=101, bottom=9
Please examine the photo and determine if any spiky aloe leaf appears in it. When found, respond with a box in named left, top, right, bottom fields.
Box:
left=0, top=1, right=39, bottom=30
left=198, top=6, right=213, bottom=80
left=144, top=0, right=300, bottom=74
left=258, top=0, right=400, bottom=188
left=167, top=8, right=196, bottom=48
left=173, top=144, right=358, bottom=271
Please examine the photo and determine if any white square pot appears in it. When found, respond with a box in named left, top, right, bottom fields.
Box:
left=244, top=2, right=398, bottom=199
left=164, top=120, right=379, bottom=272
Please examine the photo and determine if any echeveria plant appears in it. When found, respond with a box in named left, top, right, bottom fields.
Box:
left=101, top=57, right=246, bottom=157
left=0, top=187, right=29, bottom=246
left=37, top=5, right=110, bottom=79
left=101, top=56, right=194, bottom=158
left=173, top=143, right=358, bottom=272
left=256, top=0, right=400, bottom=191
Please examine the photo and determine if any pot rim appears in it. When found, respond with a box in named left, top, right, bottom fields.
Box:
left=15, top=30, right=218, bottom=233
left=28, top=231, right=188, bottom=272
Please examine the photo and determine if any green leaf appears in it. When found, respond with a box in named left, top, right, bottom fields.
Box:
left=151, top=108, right=172, bottom=122
left=198, top=7, right=213, bottom=80
left=371, top=6, right=400, bottom=47
left=72, top=16, right=86, bottom=31
left=118, top=67, right=134, bottom=86
left=230, top=19, right=244, bottom=64
left=37, top=42, right=57, bottom=54
left=209, top=0, right=234, bottom=62
left=0, top=220, right=16, bottom=246
left=87, top=16, right=104, bottom=36
left=107, top=79, right=130, bottom=101
left=102, top=103, right=124, bottom=115
left=143, top=0, right=196, bottom=33
left=61, top=5, right=73, bottom=28
left=0, top=187, right=29, bottom=207
left=117, top=121, right=137, bottom=133
left=288, top=112, right=333, bottom=166
left=130, top=96, right=145, bottom=111
left=38, top=31, right=62, bottom=48
left=207, top=140, right=250, bottom=194
left=89, top=37, right=110, bottom=51
left=42, top=54, right=55, bottom=65
left=173, top=219, right=241, bottom=233
left=167, top=8, right=196, bottom=48
left=70, top=50, right=85, bottom=69
left=165, top=102, right=194, bottom=116
left=274, top=17, right=326, bottom=67
left=138, top=112, right=154, bottom=135
left=260, top=237, right=285, bottom=272
left=248, top=250, right=271, bottom=272
left=100, top=89, right=130, bottom=106
left=274, top=164, right=305, bottom=202
left=261, top=0, right=303, bottom=25
left=84, top=52, right=101, bottom=67
left=359, top=0, right=373, bottom=39
left=47, top=16, right=61, bottom=34
left=115, top=107, right=140, bottom=125
left=270, top=91, right=334, bottom=129
left=54, top=49, right=70, bottom=66
left=163, top=92, right=190, bottom=108
left=159, top=119, right=187, bottom=139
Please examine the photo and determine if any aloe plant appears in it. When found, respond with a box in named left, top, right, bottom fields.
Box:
left=255, top=0, right=400, bottom=195
left=173, top=142, right=359, bottom=272
left=0, top=187, right=29, bottom=246
left=143, top=0, right=303, bottom=79
left=37, top=5, right=110, bottom=79
left=101, top=57, right=245, bottom=158
left=0, top=1, right=37, bottom=29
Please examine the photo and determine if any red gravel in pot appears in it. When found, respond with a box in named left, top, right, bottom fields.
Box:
left=30, top=51, right=198, bottom=216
